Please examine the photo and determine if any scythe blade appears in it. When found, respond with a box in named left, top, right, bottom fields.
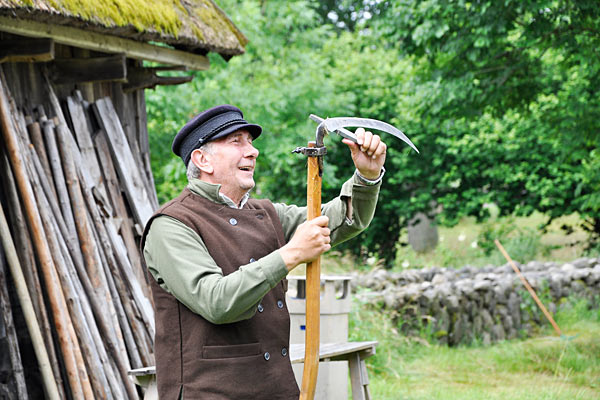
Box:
left=309, top=114, right=420, bottom=153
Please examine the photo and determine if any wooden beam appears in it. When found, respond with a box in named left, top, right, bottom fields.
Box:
left=124, top=67, right=193, bottom=92
left=50, top=55, right=127, bottom=84
left=0, top=37, right=54, bottom=63
left=0, top=16, right=209, bottom=70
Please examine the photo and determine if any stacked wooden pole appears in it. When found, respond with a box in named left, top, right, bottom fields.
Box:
left=0, top=68, right=155, bottom=399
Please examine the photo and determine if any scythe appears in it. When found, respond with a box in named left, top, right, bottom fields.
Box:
left=292, top=114, right=419, bottom=399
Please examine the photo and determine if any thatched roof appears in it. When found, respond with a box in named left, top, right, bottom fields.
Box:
left=0, top=0, right=247, bottom=57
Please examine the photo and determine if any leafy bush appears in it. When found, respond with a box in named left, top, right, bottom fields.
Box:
left=477, top=219, right=551, bottom=265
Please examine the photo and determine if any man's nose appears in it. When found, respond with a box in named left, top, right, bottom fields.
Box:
left=245, top=143, right=259, bottom=158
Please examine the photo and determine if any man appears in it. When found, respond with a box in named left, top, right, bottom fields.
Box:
left=142, top=105, right=386, bottom=399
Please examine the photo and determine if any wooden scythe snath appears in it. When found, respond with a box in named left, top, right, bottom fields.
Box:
left=297, top=141, right=324, bottom=400
left=294, top=115, right=419, bottom=399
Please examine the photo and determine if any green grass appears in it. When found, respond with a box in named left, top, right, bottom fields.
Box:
left=349, top=297, right=600, bottom=400
left=306, top=212, right=597, bottom=399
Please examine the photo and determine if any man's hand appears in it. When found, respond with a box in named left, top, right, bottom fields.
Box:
left=280, top=216, right=331, bottom=271
left=342, top=127, right=387, bottom=180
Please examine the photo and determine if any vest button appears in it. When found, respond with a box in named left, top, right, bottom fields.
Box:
left=249, top=258, right=256, bottom=263
left=264, top=352, right=270, bottom=361
left=229, top=218, right=238, bottom=226
left=257, top=304, right=264, bottom=313
left=277, top=300, right=284, bottom=309
left=281, top=347, right=288, bottom=357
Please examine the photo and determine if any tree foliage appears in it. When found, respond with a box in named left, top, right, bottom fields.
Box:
left=369, top=0, right=600, bottom=248
left=146, top=0, right=600, bottom=263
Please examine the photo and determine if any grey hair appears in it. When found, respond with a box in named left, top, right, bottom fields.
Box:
left=186, top=142, right=214, bottom=182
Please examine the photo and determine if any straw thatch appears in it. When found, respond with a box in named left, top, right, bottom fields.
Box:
left=0, top=0, right=247, bottom=56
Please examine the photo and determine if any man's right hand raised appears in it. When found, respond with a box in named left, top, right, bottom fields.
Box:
left=280, top=215, right=331, bottom=271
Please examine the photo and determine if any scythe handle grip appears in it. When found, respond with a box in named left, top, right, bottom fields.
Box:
left=299, top=141, right=321, bottom=400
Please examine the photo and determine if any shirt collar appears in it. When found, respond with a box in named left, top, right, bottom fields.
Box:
left=187, top=179, right=250, bottom=209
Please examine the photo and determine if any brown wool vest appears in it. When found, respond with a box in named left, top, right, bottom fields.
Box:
left=142, top=189, right=300, bottom=399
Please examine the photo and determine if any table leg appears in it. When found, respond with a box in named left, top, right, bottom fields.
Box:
left=349, top=352, right=371, bottom=400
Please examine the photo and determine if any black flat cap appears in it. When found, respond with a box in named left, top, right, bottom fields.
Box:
left=172, top=104, right=262, bottom=166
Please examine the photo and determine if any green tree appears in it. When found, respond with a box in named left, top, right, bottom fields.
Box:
left=371, top=0, right=600, bottom=247
left=146, top=0, right=600, bottom=263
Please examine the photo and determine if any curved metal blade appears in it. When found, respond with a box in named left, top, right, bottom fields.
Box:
left=322, top=117, right=419, bottom=153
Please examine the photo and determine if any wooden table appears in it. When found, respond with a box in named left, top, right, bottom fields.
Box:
left=129, top=341, right=378, bottom=400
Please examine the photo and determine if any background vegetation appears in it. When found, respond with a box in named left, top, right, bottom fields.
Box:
left=350, top=294, right=600, bottom=399
left=145, top=2, right=600, bottom=398
left=146, top=0, right=599, bottom=264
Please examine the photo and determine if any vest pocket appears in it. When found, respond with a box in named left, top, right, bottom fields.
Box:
left=202, top=342, right=261, bottom=359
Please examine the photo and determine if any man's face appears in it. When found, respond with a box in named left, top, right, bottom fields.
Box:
left=203, top=130, right=259, bottom=202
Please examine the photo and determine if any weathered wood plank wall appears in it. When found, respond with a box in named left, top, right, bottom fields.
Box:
left=0, top=31, right=159, bottom=399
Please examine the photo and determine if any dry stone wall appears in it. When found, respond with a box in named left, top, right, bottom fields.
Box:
left=352, top=258, right=600, bottom=345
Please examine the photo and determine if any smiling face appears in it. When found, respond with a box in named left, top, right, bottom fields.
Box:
left=190, top=129, right=259, bottom=205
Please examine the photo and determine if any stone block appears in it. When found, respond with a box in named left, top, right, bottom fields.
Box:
left=407, top=212, right=439, bottom=253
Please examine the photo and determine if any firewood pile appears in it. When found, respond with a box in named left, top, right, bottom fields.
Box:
left=0, top=68, right=156, bottom=399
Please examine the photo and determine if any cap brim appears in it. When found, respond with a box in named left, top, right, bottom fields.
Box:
left=208, top=122, right=262, bottom=143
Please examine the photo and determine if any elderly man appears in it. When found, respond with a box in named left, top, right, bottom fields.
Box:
left=142, top=105, right=386, bottom=399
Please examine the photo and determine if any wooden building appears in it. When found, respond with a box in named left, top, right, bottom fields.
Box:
left=0, top=1, right=247, bottom=398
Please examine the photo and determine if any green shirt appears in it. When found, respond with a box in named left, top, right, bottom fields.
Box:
left=143, top=172, right=380, bottom=324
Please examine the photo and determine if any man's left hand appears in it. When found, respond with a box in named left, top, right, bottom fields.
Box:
left=342, top=128, right=386, bottom=180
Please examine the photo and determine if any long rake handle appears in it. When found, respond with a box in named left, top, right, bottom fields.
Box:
left=495, top=239, right=562, bottom=336
left=300, top=142, right=321, bottom=400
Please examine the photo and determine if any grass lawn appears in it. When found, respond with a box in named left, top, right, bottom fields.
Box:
left=351, top=298, right=600, bottom=400
left=300, top=212, right=598, bottom=399
left=343, top=212, right=598, bottom=399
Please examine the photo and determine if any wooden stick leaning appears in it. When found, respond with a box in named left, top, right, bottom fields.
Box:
left=97, top=219, right=154, bottom=368
left=25, top=117, right=57, bottom=200
left=42, top=118, right=78, bottom=241
left=0, top=69, right=87, bottom=399
left=65, top=99, right=154, bottom=339
left=44, top=81, right=140, bottom=398
left=494, top=239, right=562, bottom=336
left=22, top=117, right=100, bottom=399
left=52, top=215, right=125, bottom=400
left=0, top=170, right=63, bottom=400
left=45, top=84, right=136, bottom=376
left=0, top=152, right=66, bottom=399
left=24, top=144, right=110, bottom=399
left=67, top=107, right=154, bottom=369
left=94, top=127, right=156, bottom=333
left=0, top=246, right=29, bottom=400
left=27, top=142, right=127, bottom=398
left=95, top=230, right=144, bottom=370
left=299, top=142, right=321, bottom=400
left=85, top=97, right=154, bottom=306
left=56, top=122, right=139, bottom=399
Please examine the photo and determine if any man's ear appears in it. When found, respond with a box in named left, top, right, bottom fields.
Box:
left=190, top=148, right=213, bottom=174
